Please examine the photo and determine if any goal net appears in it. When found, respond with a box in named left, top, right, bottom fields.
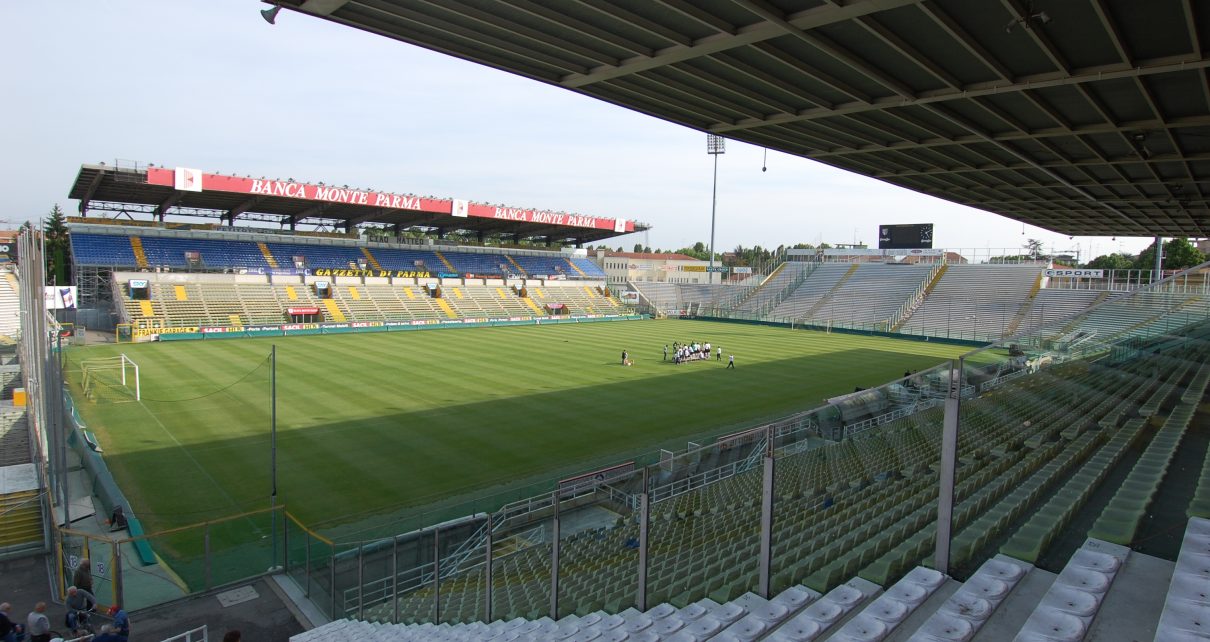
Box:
left=81, top=354, right=140, bottom=403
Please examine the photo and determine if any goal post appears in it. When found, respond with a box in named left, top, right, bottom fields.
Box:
left=80, top=354, right=140, bottom=402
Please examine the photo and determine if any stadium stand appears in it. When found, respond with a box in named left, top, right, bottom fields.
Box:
left=70, top=229, right=607, bottom=279
left=795, top=264, right=932, bottom=328
left=69, top=232, right=138, bottom=266
left=141, top=235, right=273, bottom=269
left=895, top=265, right=1044, bottom=340
left=735, top=263, right=814, bottom=313
left=1014, top=289, right=1109, bottom=336
left=1049, top=290, right=1205, bottom=344
left=264, top=241, right=366, bottom=270
left=628, top=282, right=737, bottom=314
left=767, top=264, right=853, bottom=320
left=111, top=274, right=626, bottom=329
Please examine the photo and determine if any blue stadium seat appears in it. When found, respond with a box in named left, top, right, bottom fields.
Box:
left=69, top=234, right=138, bottom=266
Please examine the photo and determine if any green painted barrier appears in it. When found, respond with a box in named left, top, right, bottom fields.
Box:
left=125, top=517, right=158, bottom=565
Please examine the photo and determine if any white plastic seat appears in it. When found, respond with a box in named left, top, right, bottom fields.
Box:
left=1046, top=586, right=1099, bottom=617
left=651, top=616, right=685, bottom=636
left=679, top=602, right=708, bottom=621
left=647, top=603, right=676, bottom=620
left=1015, top=608, right=1087, bottom=642
left=772, top=586, right=816, bottom=610
left=1055, top=567, right=1111, bottom=594
left=912, top=615, right=974, bottom=641
left=709, top=601, right=747, bottom=625
left=864, top=595, right=909, bottom=624
left=802, top=600, right=844, bottom=625
left=684, top=615, right=723, bottom=638
left=768, top=614, right=822, bottom=641
left=1069, top=548, right=1121, bottom=573
left=903, top=567, right=947, bottom=590
left=885, top=581, right=929, bottom=608
left=827, top=584, right=866, bottom=607
left=723, top=615, right=768, bottom=641
left=831, top=613, right=888, bottom=642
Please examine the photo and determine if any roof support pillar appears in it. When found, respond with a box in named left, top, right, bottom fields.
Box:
left=1154, top=236, right=1164, bottom=282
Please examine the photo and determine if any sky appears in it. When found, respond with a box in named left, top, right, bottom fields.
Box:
left=0, top=1, right=1158, bottom=262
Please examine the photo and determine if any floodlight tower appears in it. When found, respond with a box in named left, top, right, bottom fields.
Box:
left=707, top=134, right=725, bottom=283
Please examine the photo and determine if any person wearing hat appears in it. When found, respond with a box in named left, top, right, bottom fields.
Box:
left=107, top=605, right=130, bottom=637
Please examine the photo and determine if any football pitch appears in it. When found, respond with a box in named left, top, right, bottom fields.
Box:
left=63, top=319, right=973, bottom=537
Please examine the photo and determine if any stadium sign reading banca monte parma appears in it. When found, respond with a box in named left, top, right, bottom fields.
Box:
left=149, top=167, right=633, bottom=233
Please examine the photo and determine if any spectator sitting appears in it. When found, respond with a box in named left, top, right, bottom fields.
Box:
left=0, top=602, right=15, bottom=642
left=108, top=605, right=130, bottom=637
left=26, top=602, right=50, bottom=642
left=64, top=586, right=96, bottom=631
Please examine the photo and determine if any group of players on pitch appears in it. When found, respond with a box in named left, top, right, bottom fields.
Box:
left=620, top=342, right=734, bottom=368
left=666, top=341, right=718, bottom=364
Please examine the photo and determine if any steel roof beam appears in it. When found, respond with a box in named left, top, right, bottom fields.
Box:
left=660, top=0, right=737, bottom=35
left=910, top=103, right=1152, bottom=233
left=508, top=0, right=652, bottom=57
left=1000, top=0, right=1070, bottom=74
left=918, top=2, right=1012, bottom=82
left=732, top=0, right=916, bottom=98
left=423, top=1, right=622, bottom=68
left=298, top=0, right=350, bottom=15
left=750, top=41, right=870, bottom=104
left=855, top=15, right=961, bottom=90
left=708, top=52, right=830, bottom=110
left=225, top=196, right=262, bottom=222
left=560, top=0, right=920, bottom=88
left=874, top=150, right=1210, bottom=175
left=352, top=2, right=590, bottom=76
left=76, top=170, right=105, bottom=213
left=1092, top=0, right=1132, bottom=65
left=810, top=113, right=1210, bottom=158
left=155, top=192, right=184, bottom=218
left=715, top=54, right=1210, bottom=132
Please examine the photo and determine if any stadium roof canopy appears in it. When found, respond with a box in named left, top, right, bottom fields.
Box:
left=274, top=0, right=1210, bottom=238
left=67, top=163, right=647, bottom=245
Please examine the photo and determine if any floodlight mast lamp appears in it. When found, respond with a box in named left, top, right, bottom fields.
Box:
left=707, top=134, right=725, bottom=282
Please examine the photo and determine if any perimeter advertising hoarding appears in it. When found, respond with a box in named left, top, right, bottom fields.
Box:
left=820, top=248, right=944, bottom=257
left=821, top=248, right=882, bottom=256
left=1044, top=269, right=1104, bottom=278
left=558, top=462, right=635, bottom=494
left=146, top=167, right=634, bottom=233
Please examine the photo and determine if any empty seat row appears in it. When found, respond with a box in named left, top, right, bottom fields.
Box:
left=70, top=232, right=606, bottom=278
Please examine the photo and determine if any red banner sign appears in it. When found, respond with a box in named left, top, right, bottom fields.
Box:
left=287, top=307, right=320, bottom=315
left=146, top=167, right=633, bottom=232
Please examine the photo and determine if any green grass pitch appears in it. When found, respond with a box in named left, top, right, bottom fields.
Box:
left=63, top=319, right=971, bottom=538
